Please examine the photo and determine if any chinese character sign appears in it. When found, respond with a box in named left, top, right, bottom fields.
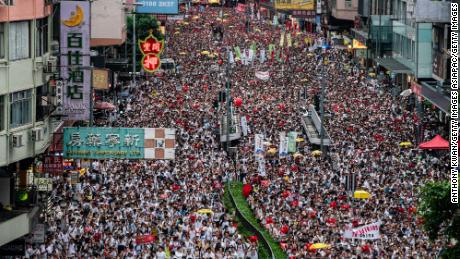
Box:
left=139, top=34, right=164, bottom=73
left=63, top=128, right=176, bottom=160
left=60, top=1, right=91, bottom=120
left=137, top=0, right=179, bottom=14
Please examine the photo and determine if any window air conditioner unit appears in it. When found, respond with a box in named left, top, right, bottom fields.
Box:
left=0, top=0, right=14, bottom=6
left=12, top=134, right=23, bottom=148
left=44, top=56, right=57, bottom=74
left=32, top=128, right=44, bottom=142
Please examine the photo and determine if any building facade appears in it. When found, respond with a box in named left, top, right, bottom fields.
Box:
left=0, top=0, right=59, bottom=247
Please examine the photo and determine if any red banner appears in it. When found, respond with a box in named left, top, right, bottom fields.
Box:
left=136, top=234, right=156, bottom=245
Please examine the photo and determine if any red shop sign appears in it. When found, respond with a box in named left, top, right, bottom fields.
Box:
left=44, top=155, right=63, bottom=174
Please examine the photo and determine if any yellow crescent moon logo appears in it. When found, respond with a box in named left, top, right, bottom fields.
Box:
left=62, top=4, right=84, bottom=27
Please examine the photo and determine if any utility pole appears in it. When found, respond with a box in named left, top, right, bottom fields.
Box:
left=132, top=13, right=136, bottom=88
left=320, top=49, right=326, bottom=158
left=225, top=79, right=231, bottom=154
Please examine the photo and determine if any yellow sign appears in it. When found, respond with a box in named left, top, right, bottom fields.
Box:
left=62, top=4, right=84, bottom=27
left=93, top=69, right=110, bottom=90
left=352, top=39, right=367, bottom=49
left=275, top=0, right=314, bottom=10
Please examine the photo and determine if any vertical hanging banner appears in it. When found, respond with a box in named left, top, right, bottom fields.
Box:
left=254, top=134, right=264, bottom=158
left=287, top=132, right=298, bottom=153
left=60, top=1, right=91, bottom=120
left=287, top=33, right=292, bottom=48
left=258, top=158, right=266, bottom=176
left=279, top=132, right=288, bottom=158
left=279, top=31, right=285, bottom=47
left=241, top=116, right=248, bottom=137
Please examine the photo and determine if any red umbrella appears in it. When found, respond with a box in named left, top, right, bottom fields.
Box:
left=94, top=102, right=116, bottom=111
left=242, top=184, right=252, bottom=198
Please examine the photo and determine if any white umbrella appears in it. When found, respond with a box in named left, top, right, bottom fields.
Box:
left=400, top=89, right=413, bottom=97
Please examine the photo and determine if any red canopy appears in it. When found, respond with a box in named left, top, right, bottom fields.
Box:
left=418, top=135, right=449, bottom=150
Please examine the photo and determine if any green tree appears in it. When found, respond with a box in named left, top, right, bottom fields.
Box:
left=418, top=181, right=460, bottom=258
left=127, top=14, right=164, bottom=42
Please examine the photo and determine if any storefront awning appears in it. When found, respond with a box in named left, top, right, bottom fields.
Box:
left=420, top=81, right=450, bottom=114
left=375, top=58, right=412, bottom=74
left=351, top=28, right=370, bottom=40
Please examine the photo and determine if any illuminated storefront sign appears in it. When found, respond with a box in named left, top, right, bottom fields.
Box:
left=352, top=39, right=367, bottom=49
left=63, top=127, right=176, bottom=159
left=139, top=34, right=164, bottom=73
left=60, top=1, right=91, bottom=120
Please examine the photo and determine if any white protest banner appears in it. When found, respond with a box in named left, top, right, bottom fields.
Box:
left=255, top=134, right=264, bottom=155
left=258, top=158, right=266, bottom=177
left=287, top=132, right=297, bottom=153
left=260, top=48, right=266, bottom=63
left=279, top=132, right=288, bottom=158
left=343, top=221, right=382, bottom=240
left=241, top=116, right=248, bottom=137
left=255, top=71, right=270, bottom=81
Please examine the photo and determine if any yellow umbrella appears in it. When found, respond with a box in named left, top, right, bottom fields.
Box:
left=293, top=153, right=303, bottom=159
left=310, top=243, right=331, bottom=249
left=369, top=72, right=376, bottom=77
left=174, top=31, right=180, bottom=35
left=208, top=54, right=216, bottom=58
left=179, top=52, right=187, bottom=55
left=196, top=209, right=214, bottom=214
left=312, top=150, right=322, bottom=156
left=307, top=53, right=315, bottom=57
left=201, top=50, right=210, bottom=55
left=296, top=138, right=305, bottom=142
left=183, top=22, right=190, bottom=25
left=399, top=141, right=412, bottom=148
left=353, top=190, right=371, bottom=199
left=267, top=148, right=277, bottom=154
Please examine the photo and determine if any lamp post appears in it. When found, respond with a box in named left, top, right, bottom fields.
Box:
left=123, top=2, right=145, bottom=88
left=320, top=44, right=329, bottom=159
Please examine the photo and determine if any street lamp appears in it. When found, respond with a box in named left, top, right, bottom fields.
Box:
left=123, top=2, right=145, bottom=88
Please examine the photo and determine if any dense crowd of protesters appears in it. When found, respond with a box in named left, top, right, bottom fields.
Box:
left=26, top=3, right=449, bottom=258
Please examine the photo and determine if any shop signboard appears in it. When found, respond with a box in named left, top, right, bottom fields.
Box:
left=60, top=1, right=91, bottom=120
left=92, top=69, right=110, bottom=90
left=44, top=155, right=63, bottom=174
left=275, top=0, right=314, bottom=10
left=27, top=224, right=45, bottom=244
left=0, top=239, right=25, bottom=256
left=352, top=39, right=367, bottom=49
left=137, top=0, right=179, bottom=14
left=139, top=34, right=164, bottom=73
left=34, top=178, right=53, bottom=192
left=63, top=127, right=176, bottom=160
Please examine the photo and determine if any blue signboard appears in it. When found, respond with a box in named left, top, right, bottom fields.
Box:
left=137, top=0, right=179, bottom=14
left=63, top=127, right=145, bottom=159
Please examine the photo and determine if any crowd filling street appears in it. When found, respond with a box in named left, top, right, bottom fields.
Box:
left=29, top=4, right=449, bottom=259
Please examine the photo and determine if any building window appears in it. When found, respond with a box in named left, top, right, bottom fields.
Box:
left=0, top=23, right=5, bottom=59
left=345, top=0, right=352, bottom=8
left=0, top=96, right=4, bottom=131
left=9, top=21, right=30, bottom=61
left=10, top=89, right=32, bottom=128
left=36, top=85, right=48, bottom=121
left=36, top=18, right=49, bottom=57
